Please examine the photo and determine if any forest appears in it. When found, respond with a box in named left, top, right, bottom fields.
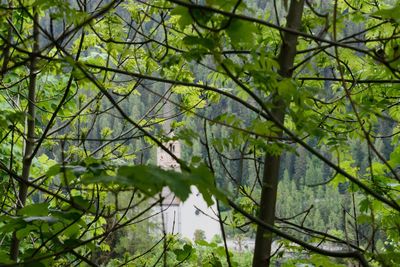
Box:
left=0, top=0, right=399, bottom=266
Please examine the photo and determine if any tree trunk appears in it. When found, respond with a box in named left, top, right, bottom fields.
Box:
left=252, top=1, right=305, bottom=266
left=10, top=8, right=39, bottom=260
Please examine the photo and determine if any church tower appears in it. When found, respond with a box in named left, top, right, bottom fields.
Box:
left=157, top=87, right=181, bottom=171
left=155, top=85, right=220, bottom=241
left=155, top=88, right=182, bottom=234
left=156, top=137, right=181, bottom=171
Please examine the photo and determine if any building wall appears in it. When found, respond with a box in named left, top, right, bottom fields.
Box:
left=157, top=139, right=181, bottom=171
left=180, top=186, right=221, bottom=241
left=162, top=204, right=181, bottom=234
left=156, top=138, right=221, bottom=241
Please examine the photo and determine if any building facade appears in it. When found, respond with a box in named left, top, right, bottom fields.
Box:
left=156, top=138, right=221, bottom=241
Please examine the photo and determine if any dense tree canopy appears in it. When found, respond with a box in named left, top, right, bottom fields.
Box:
left=0, top=0, right=399, bottom=266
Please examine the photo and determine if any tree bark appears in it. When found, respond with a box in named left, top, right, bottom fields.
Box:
left=10, top=8, right=39, bottom=261
left=252, top=1, right=305, bottom=266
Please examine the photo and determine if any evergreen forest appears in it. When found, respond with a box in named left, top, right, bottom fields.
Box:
left=0, top=0, right=399, bottom=266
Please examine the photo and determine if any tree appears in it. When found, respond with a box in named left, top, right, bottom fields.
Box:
left=0, top=1, right=220, bottom=265
left=0, top=0, right=400, bottom=266
left=253, top=1, right=306, bottom=266
left=162, top=0, right=400, bottom=266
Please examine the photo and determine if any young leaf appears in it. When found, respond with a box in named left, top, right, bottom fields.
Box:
left=18, top=203, right=49, bottom=217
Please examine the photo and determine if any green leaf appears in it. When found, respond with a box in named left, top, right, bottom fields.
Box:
left=191, top=156, right=202, bottom=164
left=195, top=239, right=216, bottom=247
left=191, top=8, right=213, bottom=26
left=226, top=19, right=257, bottom=45
left=81, top=163, right=224, bottom=206
left=46, top=164, right=61, bottom=177
left=359, top=198, right=371, bottom=213
left=183, top=36, right=215, bottom=50
left=0, top=250, right=14, bottom=264
left=250, top=119, right=276, bottom=136
left=189, top=164, right=217, bottom=206
left=373, top=4, right=400, bottom=23
left=309, top=254, right=346, bottom=267
left=71, top=196, right=95, bottom=213
left=18, top=203, right=49, bottom=217
left=16, top=225, right=36, bottom=239
left=174, top=244, right=192, bottom=261
left=206, top=0, right=244, bottom=10
left=51, top=210, right=82, bottom=221
left=277, top=78, right=296, bottom=100
left=62, top=223, right=81, bottom=239
left=0, top=217, right=26, bottom=233
left=171, top=6, right=192, bottom=30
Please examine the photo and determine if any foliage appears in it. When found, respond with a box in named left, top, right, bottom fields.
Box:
left=0, top=0, right=399, bottom=266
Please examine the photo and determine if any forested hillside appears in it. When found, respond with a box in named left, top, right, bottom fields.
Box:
left=0, top=0, right=399, bottom=266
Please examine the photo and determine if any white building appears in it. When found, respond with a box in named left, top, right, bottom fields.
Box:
left=156, top=138, right=221, bottom=241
